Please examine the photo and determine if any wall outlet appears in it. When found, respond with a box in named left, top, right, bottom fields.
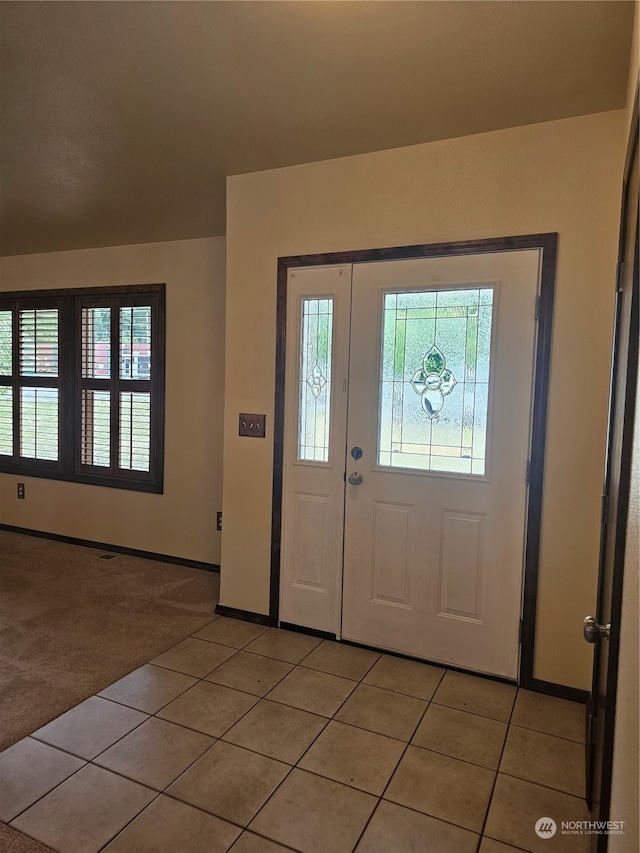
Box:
left=239, top=413, right=266, bottom=438
left=17, top=483, right=25, bottom=499
left=217, top=511, right=222, bottom=532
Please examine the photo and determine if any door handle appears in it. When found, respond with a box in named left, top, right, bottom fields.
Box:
left=583, top=615, right=610, bottom=644
left=348, top=472, right=363, bottom=486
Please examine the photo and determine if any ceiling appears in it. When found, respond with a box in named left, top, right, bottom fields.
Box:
left=0, top=1, right=634, bottom=257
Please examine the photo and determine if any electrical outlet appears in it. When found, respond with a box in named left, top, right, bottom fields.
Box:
left=17, top=483, right=25, bottom=499
left=217, top=511, right=222, bottom=532
left=238, top=413, right=266, bottom=438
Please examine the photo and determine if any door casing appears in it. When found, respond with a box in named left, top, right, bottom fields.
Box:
left=270, top=233, right=560, bottom=693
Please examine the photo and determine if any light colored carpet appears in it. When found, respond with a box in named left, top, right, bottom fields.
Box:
left=0, top=530, right=219, bottom=752
left=0, top=823, right=55, bottom=853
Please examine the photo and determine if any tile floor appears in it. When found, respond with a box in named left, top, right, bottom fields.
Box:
left=1, top=616, right=590, bottom=853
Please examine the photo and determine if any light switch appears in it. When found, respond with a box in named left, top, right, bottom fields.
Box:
left=239, top=413, right=266, bottom=438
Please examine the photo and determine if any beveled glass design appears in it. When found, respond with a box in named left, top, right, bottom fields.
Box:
left=298, top=298, right=333, bottom=462
left=378, top=288, right=494, bottom=475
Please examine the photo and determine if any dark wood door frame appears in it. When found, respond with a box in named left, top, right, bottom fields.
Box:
left=587, top=86, right=639, bottom=849
left=270, top=232, right=564, bottom=695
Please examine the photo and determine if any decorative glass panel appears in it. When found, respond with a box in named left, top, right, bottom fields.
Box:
left=120, top=306, right=152, bottom=380
left=0, top=310, right=12, bottom=374
left=19, top=309, right=58, bottom=376
left=0, top=387, right=12, bottom=455
left=119, top=391, right=150, bottom=471
left=81, top=390, right=111, bottom=467
left=378, top=288, right=494, bottom=475
left=20, top=387, right=58, bottom=460
left=298, top=298, right=333, bottom=462
left=82, top=307, right=111, bottom=378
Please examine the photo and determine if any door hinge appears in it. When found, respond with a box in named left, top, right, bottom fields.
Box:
left=587, top=712, right=596, bottom=745
left=535, top=295, right=540, bottom=320
left=519, top=619, right=523, bottom=643
left=601, top=493, right=609, bottom=524
left=616, top=261, right=625, bottom=292
left=526, top=460, right=531, bottom=485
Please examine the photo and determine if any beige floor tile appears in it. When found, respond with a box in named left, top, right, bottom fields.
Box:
left=500, top=726, right=584, bottom=797
left=249, top=768, right=376, bottom=853
left=363, top=654, right=444, bottom=700
left=302, top=640, right=380, bottom=681
left=98, top=664, right=197, bottom=713
left=31, top=696, right=147, bottom=760
left=193, top=617, right=270, bottom=649
left=335, top=682, right=427, bottom=741
left=384, top=744, right=495, bottom=833
left=243, top=628, right=322, bottom=663
left=357, top=800, right=479, bottom=853
left=298, top=720, right=405, bottom=795
left=433, top=670, right=516, bottom=721
left=512, top=690, right=585, bottom=743
left=206, top=652, right=293, bottom=696
left=267, top=666, right=356, bottom=717
left=412, top=703, right=507, bottom=769
left=150, top=637, right=236, bottom=678
left=0, top=738, right=85, bottom=823
left=484, top=774, right=590, bottom=853
left=480, top=838, right=528, bottom=853
left=222, top=698, right=327, bottom=764
left=10, top=764, right=156, bottom=853
left=167, top=740, right=290, bottom=826
left=156, top=681, right=258, bottom=737
left=94, top=717, right=214, bottom=790
left=103, top=794, right=240, bottom=852
left=230, top=832, right=292, bottom=853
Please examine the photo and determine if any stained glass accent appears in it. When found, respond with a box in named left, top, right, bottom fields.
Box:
left=298, top=298, right=333, bottom=462
left=378, top=288, right=494, bottom=475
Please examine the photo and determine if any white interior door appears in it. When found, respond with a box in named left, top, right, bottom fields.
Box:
left=281, top=249, right=542, bottom=678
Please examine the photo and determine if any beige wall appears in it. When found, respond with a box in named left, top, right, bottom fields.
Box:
left=222, top=109, right=626, bottom=690
left=0, top=237, right=225, bottom=565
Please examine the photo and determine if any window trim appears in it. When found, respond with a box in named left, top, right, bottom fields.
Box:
left=0, top=284, right=165, bottom=493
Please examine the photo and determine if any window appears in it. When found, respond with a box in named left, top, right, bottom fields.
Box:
left=0, top=285, right=165, bottom=492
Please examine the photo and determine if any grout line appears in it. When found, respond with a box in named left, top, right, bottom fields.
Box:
left=94, top=790, right=164, bottom=853
left=475, top=685, right=518, bottom=851
left=8, top=621, right=588, bottom=853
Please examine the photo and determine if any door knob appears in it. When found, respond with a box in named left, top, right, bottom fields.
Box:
left=348, top=472, right=363, bottom=486
left=583, top=615, right=610, bottom=644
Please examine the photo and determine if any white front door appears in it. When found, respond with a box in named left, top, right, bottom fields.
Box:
left=281, top=249, right=541, bottom=678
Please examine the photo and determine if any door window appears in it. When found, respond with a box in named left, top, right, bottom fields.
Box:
left=298, top=297, right=334, bottom=462
left=378, top=287, right=494, bottom=475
